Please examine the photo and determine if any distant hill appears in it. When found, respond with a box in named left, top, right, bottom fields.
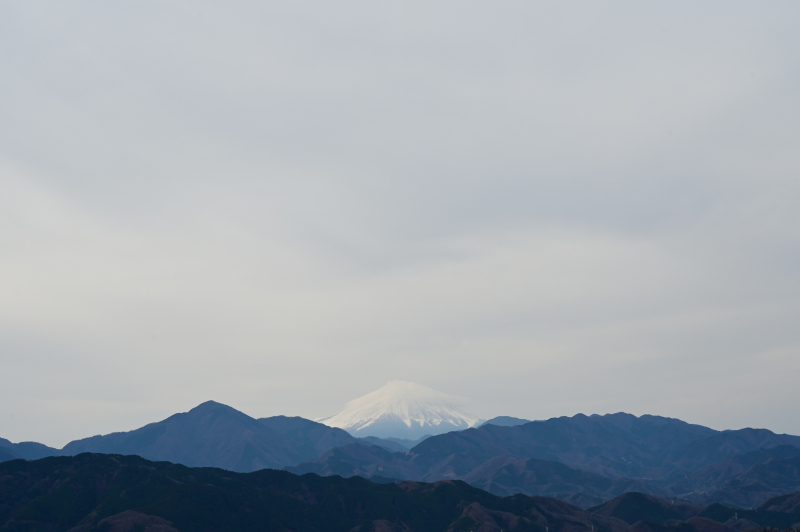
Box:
left=0, top=437, right=60, bottom=461
left=384, top=435, right=431, bottom=448
left=0, top=446, right=18, bottom=463
left=3, top=454, right=800, bottom=532
left=478, top=415, right=532, bottom=427
left=357, top=435, right=410, bottom=452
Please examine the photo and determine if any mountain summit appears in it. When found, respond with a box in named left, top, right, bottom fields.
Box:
left=318, top=381, right=482, bottom=439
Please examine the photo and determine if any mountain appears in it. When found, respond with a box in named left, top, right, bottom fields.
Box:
left=758, top=492, right=800, bottom=513
left=62, top=400, right=300, bottom=471
left=0, top=437, right=61, bottom=461
left=257, top=415, right=358, bottom=456
left=0, top=446, right=18, bottom=463
left=0, top=453, right=627, bottom=532
left=259, top=414, right=407, bottom=452
left=318, top=381, right=482, bottom=439
left=4, top=453, right=800, bottom=532
left=62, top=401, right=371, bottom=472
left=288, top=442, right=423, bottom=479
left=590, top=492, right=706, bottom=526
left=1, top=404, right=405, bottom=471
left=291, top=412, right=800, bottom=507
left=288, top=443, right=668, bottom=507
left=357, top=436, right=411, bottom=452
left=458, top=456, right=669, bottom=507
left=8, top=404, right=800, bottom=510
left=662, top=428, right=800, bottom=474
left=406, top=413, right=800, bottom=482
left=592, top=491, right=800, bottom=530
left=663, top=446, right=800, bottom=508
left=405, top=412, right=720, bottom=480
left=385, top=435, right=432, bottom=448
left=479, top=416, right=532, bottom=427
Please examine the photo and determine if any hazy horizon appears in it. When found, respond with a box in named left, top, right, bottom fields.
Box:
left=1, top=1, right=799, bottom=447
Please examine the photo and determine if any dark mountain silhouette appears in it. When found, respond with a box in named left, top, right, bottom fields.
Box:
left=4, top=454, right=800, bottom=532
left=0, top=453, right=627, bottom=532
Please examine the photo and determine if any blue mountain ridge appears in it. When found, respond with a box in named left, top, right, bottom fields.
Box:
left=4, top=402, right=800, bottom=508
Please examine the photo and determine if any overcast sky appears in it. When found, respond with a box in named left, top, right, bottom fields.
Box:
left=1, top=1, right=799, bottom=447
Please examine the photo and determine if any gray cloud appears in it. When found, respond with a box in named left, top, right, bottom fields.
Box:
left=0, top=1, right=799, bottom=446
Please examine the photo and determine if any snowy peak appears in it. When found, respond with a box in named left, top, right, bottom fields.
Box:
left=319, top=381, right=482, bottom=439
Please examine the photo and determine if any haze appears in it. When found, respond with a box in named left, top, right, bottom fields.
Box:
left=1, top=1, right=799, bottom=447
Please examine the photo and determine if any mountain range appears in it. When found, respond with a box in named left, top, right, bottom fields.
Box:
left=0, top=401, right=408, bottom=469
left=290, top=412, right=800, bottom=508
left=62, top=400, right=414, bottom=471
left=3, top=384, right=800, bottom=510
left=3, top=453, right=800, bottom=532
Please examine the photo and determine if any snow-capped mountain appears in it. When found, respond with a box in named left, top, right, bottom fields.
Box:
left=318, top=381, right=482, bottom=440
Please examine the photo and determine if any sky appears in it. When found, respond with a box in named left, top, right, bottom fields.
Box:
left=1, top=1, right=799, bottom=448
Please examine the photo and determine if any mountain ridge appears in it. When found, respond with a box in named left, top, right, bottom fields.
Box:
left=7, top=400, right=405, bottom=473
left=5, top=403, right=800, bottom=509
left=292, top=412, right=800, bottom=508
left=4, top=453, right=800, bottom=532
left=0, top=436, right=60, bottom=461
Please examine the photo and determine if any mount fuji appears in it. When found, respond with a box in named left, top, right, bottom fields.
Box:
left=317, top=381, right=482, bottom=440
